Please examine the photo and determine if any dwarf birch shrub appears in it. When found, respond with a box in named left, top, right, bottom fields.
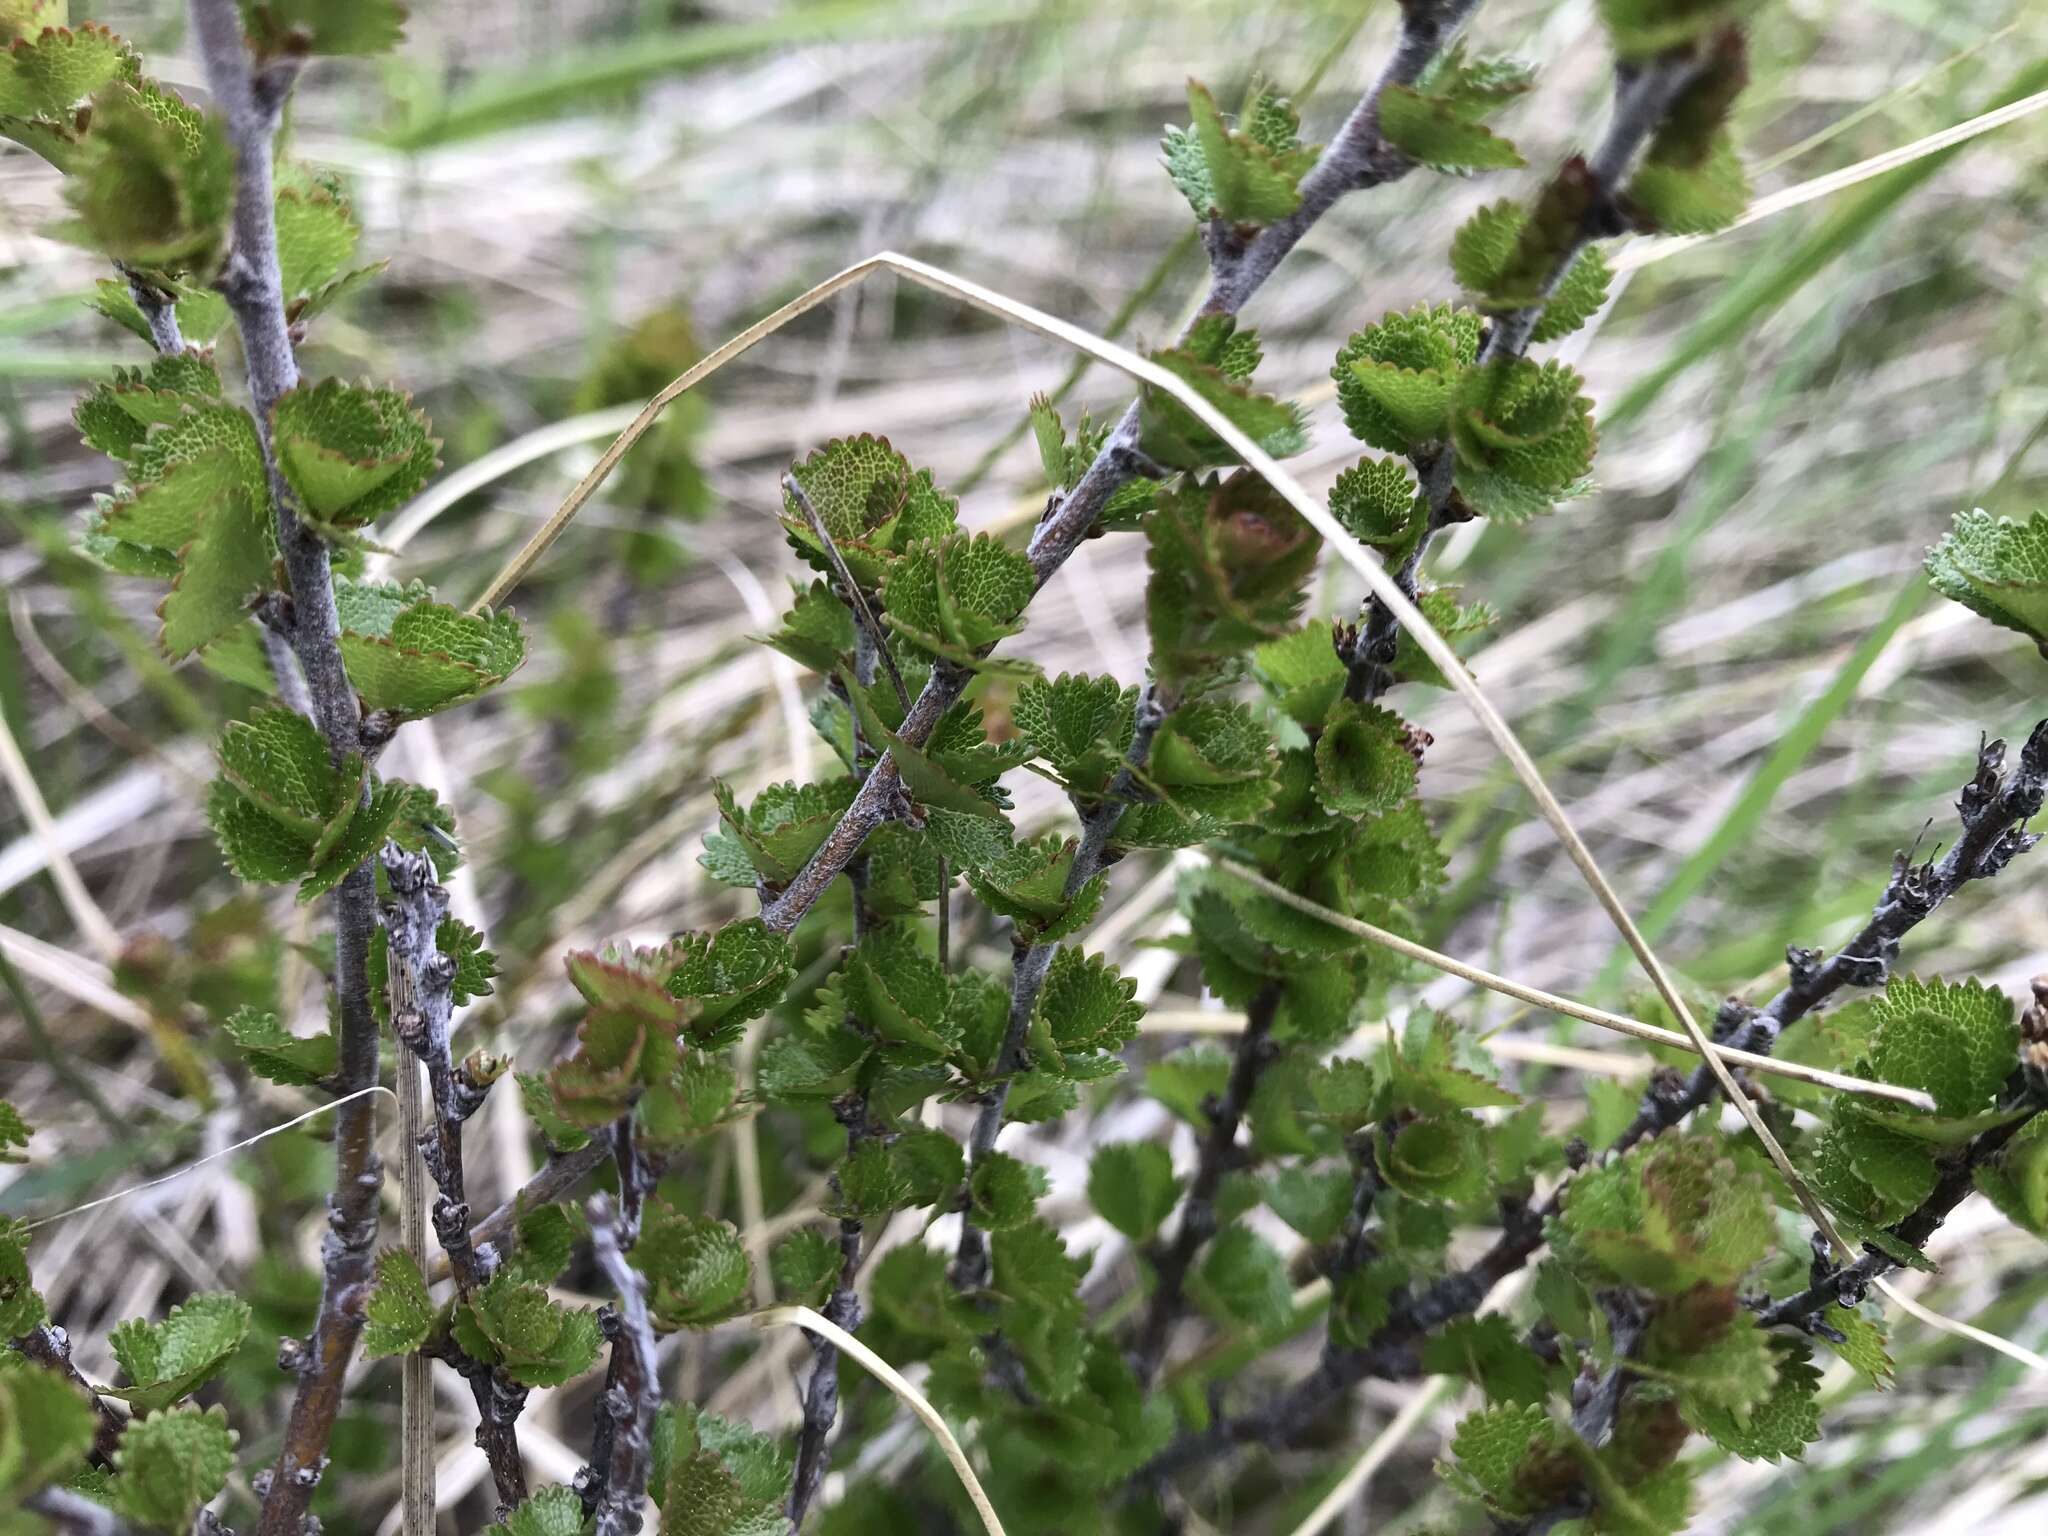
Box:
left=3, top=2, right=2046, bottom=1535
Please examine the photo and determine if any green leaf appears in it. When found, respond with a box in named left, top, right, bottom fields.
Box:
left=0, top=1100, right=28, bottom=1164
left=1253, top=620, right=1347, bottom=732
left=1421, top=1314, right=1550, bottom=1405
left=754, top=1017, right=868, bottom=1105
left=663, top=918, right=797, bottom=1043
left=60, top=81, right=232, bottom=271
left=85, top=274, right=228, bottom=345
left=1450, top=358, right=1598, bottom=523
left=1392, top=587, right=1498, bottom=690
left=485, top=1484, right=588, bottom=1536
left=1820, top=1303, right=1893, bottom=1386
left=290, top=778, right=406, bottom=901
left=828, top=1139, right=914, bottom=1220
left=1636, top=1301, right=1779, bottom=1420
left=1377, top=1115, right=1487, bottom=1204
left=1013, top=671, right=1135, bottom=785
left=1861, top=973, right=2017, bottom=1117
left=1386, top=1010, right=1521, bottom=1114
left=0, top=23, right=136, bottom=121
left=1554, top=1136, right=1774, bottom=1294
left=1087, top=1141, right=1180, bottom=1242
left=1314, top=698, right=1419, bottom=816
left=1926, top=508, right=2048, bottom=649
left=969, top=1151, right=1050, bottom=1232
left=1831, top=1111, right=1938, bottom=1211
left=1193, top=1224, right=1293, bottom=1332
left=1450, top=201, right=1614, bottom=341
left=707, top=777, right=858, bottom=888
left=1439, top=1401, right=1574, bottom=1519
left=654, top=1400, right=794, bottom=1535
left=1975, top=1114, right=2048, bottom=1237
left=215, top=709, right=350, bottom=840
left=273, top=185, right=361, bottom=302
left=511, top=1075, right=590, bottom=1158
left=1598, top=0, right=1759, bottom=56
left=362, top=1248, right=435, bottom=1359
left=1333, top=303, right=1482, bottom=453
left=242, top=0, right=408, bottom=56
left=272, top=379, right=437, bottom=528
left=103, top=1293, right=251, bottom=1413
left=1629, top=130, right=1750, bottom=234
left=1145, top=472, right=1321, bottom=689
left=1033, top=946, right=1144, bottom=1069
left=95, top=401, right=275, bottom=657
left=221, top=1005, right=337, bottom=1087
left=1378, top=83, right=1524, bottom=173
left=113, top=1405, right=237, bottom=1532
left=0, top=1218, right=46, bottom=1337
left=1686, top=1338, right=1823, bottom=1462
left=0, top=1365, right=99, bottom=1497
left=455, top=1271, right=602, bottom=1387
left=1138, top=342, right=1308, bottom=471
left=1329, top=455, right=1420, bottom=552
left=439, top=917, right=498, bottom=1004
left=633, top=1202, right=752, bottom=1331
left=881, top=530, right=1036, bottom=663
left=1413, top=42, right=1536, bottom=121
left=1147, top=1045, right=1232, bottom=1127
left=499, top=1203, right=585, bottom=1289
left=964, top=834, right=1105, bottom=947
left=1263, top=1163, right=1352, bottom=1246
left=781, top=434, right=958, bottom=590
left=75, top=351, right=224, bottom=457
left=770, top=1229, right=842, bottom=1310
left=1163, top=79, right=1311, bottom=226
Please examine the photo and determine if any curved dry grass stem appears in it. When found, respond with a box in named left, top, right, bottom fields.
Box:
left=1874, top=1279, right=2048, bottom=1375
left=0, top=705, right=122, bottom=963
left=1200, top=855, right=1935, bottom=1110
left=1615, top=84, right=2048, bottom=273
left=755, top=1305, right=1006, bottom=1536
left=468, top=248, right=1845, bottom=1254
left=21, top=1086, right=398, bottom=1232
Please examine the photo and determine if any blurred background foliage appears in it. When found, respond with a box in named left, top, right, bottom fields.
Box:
left=2, top=1, right=2046, bottom=1531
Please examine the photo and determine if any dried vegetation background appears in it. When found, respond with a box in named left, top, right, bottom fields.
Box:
left=3, top=0, right=2048, bottom=1530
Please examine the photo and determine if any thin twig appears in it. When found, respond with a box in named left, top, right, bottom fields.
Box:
left=956, top=683, right=1170, bottom=1295
left=781, top=473, right=911, bottom=712
left=1132, top=980, right=1282, bottom=1385
left=789, top=629, right=885, bottom=1528
left=185, top=6, right=387, bottom=1532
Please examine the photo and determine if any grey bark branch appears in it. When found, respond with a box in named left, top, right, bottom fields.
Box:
left=120, top=266, right=185, bottom=355
left=585, top=1196, right=662, bottom=1536
left=186, top=5, right=385, bottom=1532
left=758, top=0, right=1485, bottom=939
left=1615, top=721, right=2048, bottom=1155
left=382, top=847, right=526, bottom=1515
